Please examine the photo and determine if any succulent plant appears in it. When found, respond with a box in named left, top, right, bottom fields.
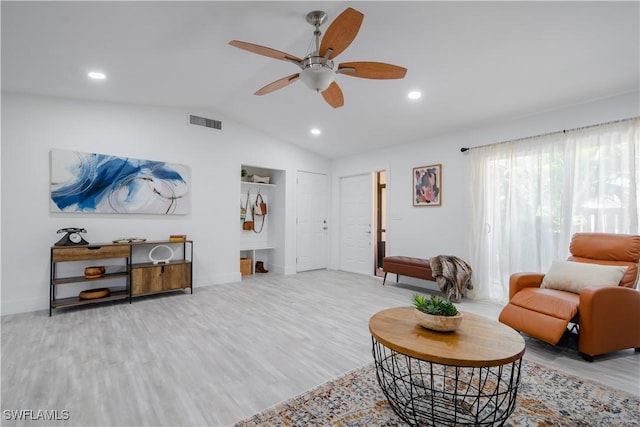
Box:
left=412, top=294, right=459, bottom=316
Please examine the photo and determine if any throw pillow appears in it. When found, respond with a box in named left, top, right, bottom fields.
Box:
left=540, top=260, right=628, bottom=294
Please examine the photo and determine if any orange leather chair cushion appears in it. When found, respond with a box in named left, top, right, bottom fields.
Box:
left=510, top=288, right=579, bottom=319
left=569, top=233, right=640, bottom=288
left=498, top=287, right=579, bottom=345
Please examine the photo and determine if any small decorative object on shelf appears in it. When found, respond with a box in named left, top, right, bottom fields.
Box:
left=250, top=175, right=270, bottom=184
left=112, top=237, right=146, bottom=243
left=412, top=294, right=463, bottom=332
left=84, top=266, right=105, bottom=279
left=55, top=227, right=88, bottom=246
left=169, top=234, right=187, bottom=242
left=148, top=244, right=174, bottom=265
left=79, top=288, right=111, bottom=300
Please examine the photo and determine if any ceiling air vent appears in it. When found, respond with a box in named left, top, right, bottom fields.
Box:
left=189, top=114, right=222, bottom=130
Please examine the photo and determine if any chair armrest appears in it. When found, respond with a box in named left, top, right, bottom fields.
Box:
left=579, top=286, right=640, bottom=356
left=580, top=286, right=640, bottom=320
left=509, top=273, right=545, bottom=300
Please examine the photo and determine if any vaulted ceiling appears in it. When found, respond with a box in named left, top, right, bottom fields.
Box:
left=2, top=1, right=638, bottom=158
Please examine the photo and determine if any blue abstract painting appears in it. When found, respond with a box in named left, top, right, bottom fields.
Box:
left=50, top=149, right=190, bottom=214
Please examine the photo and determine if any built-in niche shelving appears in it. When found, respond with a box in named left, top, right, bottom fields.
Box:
left=240, top=165, right=285, bottom=277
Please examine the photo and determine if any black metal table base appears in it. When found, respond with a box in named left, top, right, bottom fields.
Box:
left=372, top=338, right=522, bottom=426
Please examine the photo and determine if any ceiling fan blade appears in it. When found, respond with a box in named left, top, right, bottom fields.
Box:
left=229, top=40, right=302, bottom=63
left=321, top=82, right=344, bottom=108
left=338, top=62, right=407, bottom=79
left=254, top=73, right=300, bottom=96
left=319, top=8, right=364, bottom=60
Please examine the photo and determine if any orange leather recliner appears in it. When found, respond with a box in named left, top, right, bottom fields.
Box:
left=499, top=233, right=640, bottom=361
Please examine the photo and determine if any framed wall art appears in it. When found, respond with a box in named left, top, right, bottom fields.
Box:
left=413, top=164, right=441, bottom=206
left=50, top=149, right=190, bottom=215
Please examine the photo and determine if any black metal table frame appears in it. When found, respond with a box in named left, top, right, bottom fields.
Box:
left=372, top=337, right=522, bottom=426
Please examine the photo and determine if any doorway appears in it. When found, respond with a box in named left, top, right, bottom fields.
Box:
left=296, top=171, right=329, bottom=272
left=339, top=173, right=373, bottom=275
left=374, top=171, right=387, bottom=277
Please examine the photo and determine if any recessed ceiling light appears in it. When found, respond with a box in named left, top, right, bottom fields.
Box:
left=408, top=91, right=422, bottom=100
left=88, top=71, right=106, bottom=80
left=310, top=128, right=321, bottom=136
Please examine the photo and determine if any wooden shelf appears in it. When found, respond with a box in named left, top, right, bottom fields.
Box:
left=130, top=287, right=189, bottom=298
left=51, top=290, right=130, bottom=308
left=52, top=271, right=129, bottom=286
left=127, top=239, right=193, bottom=246
left=51, top=244, right=130, bottom=262
left=60, top=239, right=193, bottom=247
left=131, top=260, right=192, bottom=269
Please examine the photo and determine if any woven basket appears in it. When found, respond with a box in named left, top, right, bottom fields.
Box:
left=79, top=288, right=111, bottom=300
left=84, top=266, right=105, bottom=279
left=240, top=258, right=252, bottom=276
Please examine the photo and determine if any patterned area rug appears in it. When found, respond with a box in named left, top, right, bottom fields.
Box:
left=236, top=358, right=640, bottom=426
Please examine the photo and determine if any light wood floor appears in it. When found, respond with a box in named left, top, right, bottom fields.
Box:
left=2, top=270, right=639, bottom=426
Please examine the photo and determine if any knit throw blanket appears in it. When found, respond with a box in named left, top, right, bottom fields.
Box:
left=429, top=255, right=473, bottom=302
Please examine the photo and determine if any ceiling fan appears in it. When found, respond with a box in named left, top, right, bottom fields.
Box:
left=229, top=7, right=407, bottom=108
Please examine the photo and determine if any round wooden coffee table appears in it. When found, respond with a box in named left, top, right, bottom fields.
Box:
left=369, top=307, right=525, bottom=426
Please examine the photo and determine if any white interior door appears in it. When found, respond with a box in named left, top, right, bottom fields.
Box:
left=340, top=173, right=373, bottom=275
left=296, top=171, right=328, bottom=272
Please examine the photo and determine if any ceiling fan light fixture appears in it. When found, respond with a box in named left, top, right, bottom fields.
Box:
left=229, top=7, right=406, bottom=107
left=299, top=65, right=335, bottom=92
left=299, top=55, right=335, bottom=92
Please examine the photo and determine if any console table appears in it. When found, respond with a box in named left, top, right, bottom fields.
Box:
left=50, top=240, right=193, bottom=316
left=369, top=307, right=525, bottom=426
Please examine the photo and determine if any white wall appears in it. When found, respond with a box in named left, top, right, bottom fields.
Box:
left=329, top=92, right=640, bottom=291
left=3, top=91, right=638, bottom=314
left=1, top=93, right=330, bottom=314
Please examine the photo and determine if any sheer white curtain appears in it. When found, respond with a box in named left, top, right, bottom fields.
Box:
left=469, top=118, right=640, bottom=303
